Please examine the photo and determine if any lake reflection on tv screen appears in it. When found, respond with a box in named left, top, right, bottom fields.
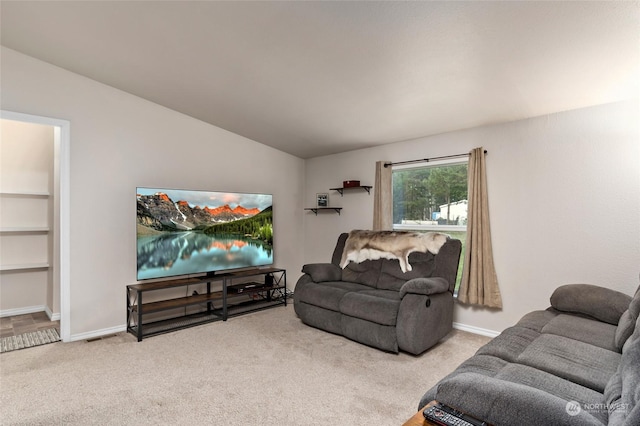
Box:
left=137, top=232, right=273, bottom=280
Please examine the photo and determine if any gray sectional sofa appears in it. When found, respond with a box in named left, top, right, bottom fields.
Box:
left=420, top=282, right=640, bottom=426
left=293, top=232, right=462, bottom=355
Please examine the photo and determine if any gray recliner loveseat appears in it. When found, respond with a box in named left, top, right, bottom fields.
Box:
left=419, top=282, right=640, bottom=426
left=293, top=231, right=462, bottom=355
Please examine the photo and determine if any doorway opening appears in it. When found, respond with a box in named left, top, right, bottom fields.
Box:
left=0, top=111, right=70, bottom=342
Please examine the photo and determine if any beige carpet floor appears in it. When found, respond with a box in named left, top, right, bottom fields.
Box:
left=0, top=305, right=490, bottom=425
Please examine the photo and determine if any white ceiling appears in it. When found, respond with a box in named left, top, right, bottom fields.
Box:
left=1, top=1, right=638, bottom=159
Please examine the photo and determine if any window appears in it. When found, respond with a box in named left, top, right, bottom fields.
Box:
left=392, top=160, right=468, bottom=290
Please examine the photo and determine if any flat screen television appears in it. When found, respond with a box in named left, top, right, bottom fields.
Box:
left=136, top=187, right=273, bottom=280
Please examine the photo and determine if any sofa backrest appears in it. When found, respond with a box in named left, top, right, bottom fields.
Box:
left=377, top=251, right=437, bottom=291
left=342, top=258, right=384, bottom=288
left=332, top=232, right=462, bottom=292
left=331, top=233, right=349, bottom=267
left=332, top=232, right=382, bottom=288
left=615, top=283, right=640, bottom=351
left=606, top=313, right=640, bottom=425
left=434, top=239, right=463, bottom=293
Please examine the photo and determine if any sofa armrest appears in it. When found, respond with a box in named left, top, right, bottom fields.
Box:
left=435, top=372, right=604, bottom=426
left=301, top=263, right=342, bottom=282
left=399, top=277, right=449, bottom=298
left=550, top=284, right=632, bottom=325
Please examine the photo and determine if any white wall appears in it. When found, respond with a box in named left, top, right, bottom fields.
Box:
left=1, top=47, right=305, bottom=339
left=304, top=100, right=640, bottom=333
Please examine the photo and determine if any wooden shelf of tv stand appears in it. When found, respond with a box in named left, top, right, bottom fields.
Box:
left=223, top=268, right=287, bottom=316
left=127, top=267, right=286, bottom=341
left=130, top=291, right=225, bottom=315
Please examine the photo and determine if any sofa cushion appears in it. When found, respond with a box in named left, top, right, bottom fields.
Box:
left=419, top=354, right=509, bottom=409
left=516, top=309, right=559, bottom=332
left=494, top=363, right=608, bottom=424
left=341, top=315, right=398, bottom=353
left=517, top=334, right=621, bottom=392
left=341, top=259, right=382, bottom=288
left=295, top=281, right=371, bottom=312
left=293, top=302, right=343, bottom=335
left=377, top=251, right=435, bottom=291
left=339, top=290, right=400, bottom=326
left=435, top=372, right=605, bottom=426
left=541, top=314, right=618, bottom=352
left=475, top=326, right=541, bottom=362
left=449, top=354, right=509, bottom=377
left=550, top=284, right=632, bottom=325
left=614, top=285, right=640, bottom=351
left=301, top=263, right=342, bottom=282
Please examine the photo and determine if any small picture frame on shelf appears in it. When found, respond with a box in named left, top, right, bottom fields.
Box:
left=316, top=193, right=329, bottom=208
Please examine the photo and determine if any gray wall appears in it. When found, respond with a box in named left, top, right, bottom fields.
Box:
left=303, top=100, right=640, bottom=334
left=1, top=47, right=305, bottom=339
left=3, top=45, right=638, bottom=338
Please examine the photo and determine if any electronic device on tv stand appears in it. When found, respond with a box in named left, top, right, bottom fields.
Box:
left=136, top=187, right=274, bottom=281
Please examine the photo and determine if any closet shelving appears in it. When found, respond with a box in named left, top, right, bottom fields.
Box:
left=0, top=191, right=51, bottom=272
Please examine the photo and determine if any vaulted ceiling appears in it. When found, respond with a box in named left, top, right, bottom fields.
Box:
left=1, top=1, right=638, bottom=158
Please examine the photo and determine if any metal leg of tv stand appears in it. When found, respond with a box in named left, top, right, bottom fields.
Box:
left=136, top=290, right=143, bottom=342
left=222, top=279, right=228, bottom=321
left=206, top=281, right=212, bottom=313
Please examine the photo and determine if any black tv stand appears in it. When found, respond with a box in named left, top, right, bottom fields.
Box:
left=126, top=268, right=286, bottom=341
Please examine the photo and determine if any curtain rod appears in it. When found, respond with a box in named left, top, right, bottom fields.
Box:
left=383, top=150, right=487, bottom=168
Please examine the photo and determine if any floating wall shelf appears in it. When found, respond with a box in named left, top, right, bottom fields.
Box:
left=329, top=185, right=372, bottom=196
left=304, top=207, right=343, bottom=215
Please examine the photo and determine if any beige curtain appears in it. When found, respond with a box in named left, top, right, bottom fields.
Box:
left=458, top=148, right=502, bottom=308
left=373, top=161, right=392, bottom=230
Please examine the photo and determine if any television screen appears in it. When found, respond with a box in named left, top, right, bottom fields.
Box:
left=136, top=187, right=273, bottom=280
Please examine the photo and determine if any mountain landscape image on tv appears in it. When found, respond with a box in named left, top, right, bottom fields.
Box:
left=136, top=188, right=273, bottom=280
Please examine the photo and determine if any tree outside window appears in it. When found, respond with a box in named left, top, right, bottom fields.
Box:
left=392, top=162, right=468, bottom=289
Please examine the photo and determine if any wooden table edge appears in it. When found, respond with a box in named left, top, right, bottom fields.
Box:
left=402, top=401, right=437, bottom=426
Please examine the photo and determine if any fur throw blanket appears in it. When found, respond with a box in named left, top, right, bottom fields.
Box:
left=340, top=230, right=450, bottom=273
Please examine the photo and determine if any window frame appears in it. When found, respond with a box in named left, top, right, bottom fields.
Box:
left=391, top=157, right=469, bottom=233
left=392, top=158, right=469, bottom=293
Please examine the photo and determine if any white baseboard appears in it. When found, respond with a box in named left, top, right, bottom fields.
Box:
left=453, top=322, right=500, bottom=338
left=69, top=325, right=127, bottom=342
left=44, top=306, right=61, bottom=321
left=0, top=308, right=500, bottom=341
left=0, top=305, right=46, bottom=318
left=0, top=305, right=61, bottom=321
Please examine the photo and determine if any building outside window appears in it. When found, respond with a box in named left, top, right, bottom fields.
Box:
left=392, top=160, right=468, bottom=290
